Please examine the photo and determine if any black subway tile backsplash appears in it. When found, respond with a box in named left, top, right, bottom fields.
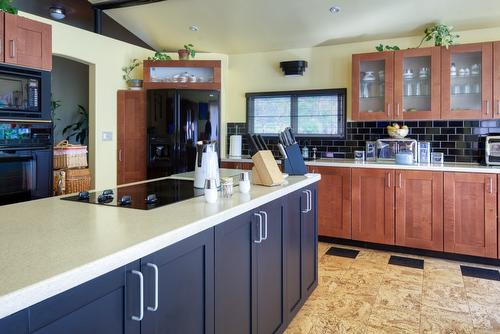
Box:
left=226, top=119, right=492, bottom=161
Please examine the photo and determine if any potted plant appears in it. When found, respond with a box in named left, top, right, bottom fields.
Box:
left=63, top=105, right=89, bottom=145
left=148, top=50, right=172, bottom=61
left=122, top=58, right=143, bottom=90
left=178, top=44, right=196, bottom=60
left=0, top=0, right=18, bottom=14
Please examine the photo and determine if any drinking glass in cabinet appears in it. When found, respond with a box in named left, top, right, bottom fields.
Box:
left=450, top=52, right=482, bottom=112
left=359, top=60, right=385, bottom=113
left=402, top=56, right=431, bottom=113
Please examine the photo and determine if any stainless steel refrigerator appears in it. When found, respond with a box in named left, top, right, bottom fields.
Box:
left=147, top=89, right=220, bottom=179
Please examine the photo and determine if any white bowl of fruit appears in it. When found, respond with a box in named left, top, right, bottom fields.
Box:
left=387, top=123, right=409, bottom=139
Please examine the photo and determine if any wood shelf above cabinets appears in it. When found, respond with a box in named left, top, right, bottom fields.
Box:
left=143, top=60, right=221, bottom=90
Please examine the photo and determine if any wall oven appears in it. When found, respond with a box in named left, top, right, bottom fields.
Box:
left=0, top=122, right=52, bottom=205
left=0, top=65, right=51, bottom=120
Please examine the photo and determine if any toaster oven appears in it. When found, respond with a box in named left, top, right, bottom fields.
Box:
left=485, top=135, right=500, bottom=165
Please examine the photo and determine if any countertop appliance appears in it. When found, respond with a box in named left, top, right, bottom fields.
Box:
left=485, top=135, right=500, bottom=166
left=0, top=121, right=52, bottom=205
left=62, top=178, right=204, bottom=210
left=376, top=138, right=417, bottom=162
left=0, top=64, right=51, bottom=121
left=194, top=140, right=220, bottom=189
left=147, top=89, right=220, bottom=179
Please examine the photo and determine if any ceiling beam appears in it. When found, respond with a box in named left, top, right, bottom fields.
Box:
left=92, top=0, right=167, bottom=11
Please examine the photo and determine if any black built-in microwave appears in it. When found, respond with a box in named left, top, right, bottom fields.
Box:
left=0, top=64, right=51, bottom=120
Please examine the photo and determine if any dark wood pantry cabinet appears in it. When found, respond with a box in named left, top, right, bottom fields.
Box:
left=0, top=182, right=319, bottom=334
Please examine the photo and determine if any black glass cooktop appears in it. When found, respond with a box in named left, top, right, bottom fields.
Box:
left=62, top=178, right=205, bottom=210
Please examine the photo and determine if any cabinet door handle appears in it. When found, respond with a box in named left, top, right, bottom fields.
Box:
left=118, top=149, right=122, bottom=162
left=259, top=211, right=268, bottom=241
left=488, top=177, right=493, bottom=194
left=396, top=103, right=400, bottom=117
left=0, top=39, right=2, bottom=55
left=9, top=40, right=15, bottom=58
left=306, top=189, right=312, bottom=213
left=146, top=263, right=159, bottom=312
left=387, top=103, right=392, bottom=117
left=497, top=100, right=500, bottom=115
left=301, top=190, right=309, bottom=213
left=486, top=100, right=491, bottom=115
left=253, top=213, right=263, bottom=243
left=398, top=173, right=402, bottom=188
left=387, top=173, right=391, bottom=188
left=131, top=270, right=144, bottom=321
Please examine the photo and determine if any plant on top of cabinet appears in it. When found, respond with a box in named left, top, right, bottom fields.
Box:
left=178, top=44, right=196, bottom=60
left=0, top=0, right=17, bottom=14
left=375, top=44, right=400, bottom=52
left=417, top=23, right=460, bottom=49
left=147, top=49, right=172, bottom=61
left=122, top=58, right=143, bottom=90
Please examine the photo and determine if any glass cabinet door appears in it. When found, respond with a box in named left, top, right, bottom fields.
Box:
left=442, top=43, right=493, bottom=119
left=352, top=52, right=394, bottom=120
left=394, top=47, right=440, bottom=120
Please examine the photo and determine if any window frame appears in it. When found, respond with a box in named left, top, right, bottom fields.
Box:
left=246, top=88, right=346, bottom=138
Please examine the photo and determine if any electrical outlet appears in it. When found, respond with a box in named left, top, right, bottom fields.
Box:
left=102, top=131, right=113, bottom=141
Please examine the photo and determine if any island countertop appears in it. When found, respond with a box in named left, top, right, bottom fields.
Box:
left=0, top=172, right=320, bottom=319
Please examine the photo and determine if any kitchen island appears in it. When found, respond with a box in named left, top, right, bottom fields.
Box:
left=0, top=171, right=320, bottom=334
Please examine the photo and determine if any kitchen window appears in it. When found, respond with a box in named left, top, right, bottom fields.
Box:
left=246, top=89, right=346, bottom=138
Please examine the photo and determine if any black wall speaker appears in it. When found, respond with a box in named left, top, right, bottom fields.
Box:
left=280, top=60, right=308, bottom=76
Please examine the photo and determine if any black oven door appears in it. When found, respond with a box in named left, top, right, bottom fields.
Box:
left=0, top=148, right=51, bottom=205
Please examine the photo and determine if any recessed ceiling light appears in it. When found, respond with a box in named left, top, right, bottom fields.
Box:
left=49, top=7, right=66, bottom=20
left=189, top=25, right=199, bottom=32
left=329, top=6, right=341, bottom=14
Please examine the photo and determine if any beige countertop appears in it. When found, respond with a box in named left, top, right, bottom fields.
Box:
left=222, top=157, right=500, bottom=174
left=0, top=172, right=320, bottom=319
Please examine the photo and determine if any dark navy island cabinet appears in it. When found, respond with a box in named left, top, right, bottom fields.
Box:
left=0, top=182, right=318, bottom=334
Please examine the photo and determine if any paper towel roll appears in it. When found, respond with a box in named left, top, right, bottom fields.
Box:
left=229, top=135, right=242, bottom=158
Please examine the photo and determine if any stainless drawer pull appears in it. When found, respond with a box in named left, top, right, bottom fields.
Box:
left=302, top=190, right=309, bottom=213
left=259, top=211, right=268, bottom=241
left=306, top=189, right=312, bottom=213
left=254, top=213, right=263, bottom=243
left=131, top=270, right=144, bottom=321
left=146, top=263, right=159, bottom=312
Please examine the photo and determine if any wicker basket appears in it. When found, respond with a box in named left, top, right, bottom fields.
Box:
left=65, top=168, right=91, bottom=194
left=53, top=140, right=88, bottom=169
left=53, top=170, right=66, bottom=195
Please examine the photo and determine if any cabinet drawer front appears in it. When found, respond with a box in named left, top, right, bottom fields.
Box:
left=444, top=172, right=497, bottom=258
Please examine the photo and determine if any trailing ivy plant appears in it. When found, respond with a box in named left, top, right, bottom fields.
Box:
left=0, top=0, right=18, bottom=14
left=375, top=44, right=401, bottom=52
left=417, top=23, right=459, bottom=49
left=122, top=58, right=140, bottom=82
left=63, top=105, right=89, bottom=145
left=147, top=50, right=172, bottom=61
left=184, top=44, right=196, bottom=58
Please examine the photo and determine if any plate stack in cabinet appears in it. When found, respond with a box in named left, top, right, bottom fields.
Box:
left=53, top=141, right=90, bottom=195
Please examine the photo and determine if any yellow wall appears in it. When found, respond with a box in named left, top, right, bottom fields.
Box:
left=21, top=12, right=227, bottom=189
left=225, top=26, right=500, bottom=130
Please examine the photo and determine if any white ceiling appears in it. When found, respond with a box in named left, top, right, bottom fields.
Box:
left=89, top=0, right=500, bottom=54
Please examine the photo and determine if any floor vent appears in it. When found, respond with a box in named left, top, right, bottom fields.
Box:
left=326, top=247, right=359, bottom=259
left=461, top=265, right=500, bottom=281
left=388, top=255, right=424, bottom=269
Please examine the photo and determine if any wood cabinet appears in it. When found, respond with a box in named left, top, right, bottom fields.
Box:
left=310, top=166, right=351, bottom=239
left=395, top=170, right=443, bottom=251
left=351, top=168, right=395, bottom=244
left=141, top=229, right=214, bottom=334
left=117, top=90, right=147, bottom=185
left=0, top=310, right=27, bottom=334
left=444, top=172, right=498, bottom=258
left=352, top=51, right=394, bottom=120
left=493, top=41, right=500, bottom=117
left=4, top=13, right=52, bottom=71
left=441, top=43, right=493, bottom=119
left=220, top=160, right=254, bottom=170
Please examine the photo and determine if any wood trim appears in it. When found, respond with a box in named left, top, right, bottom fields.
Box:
left=444, top=172, right=497, bottom=258
left=351, top=52, right=394, bottom=121
left=394, top=47, right=441, bottom=120
left=493, top=42, right=500, bottom=118
left=0, top=13, right=4, bottom=63
left=441, top=43, right=493, bottom=119
left=351, top=168, right=395, bottom=244
left=395, top=170, right=443, bottom=251
left=312, top=166, right=351, bottom=239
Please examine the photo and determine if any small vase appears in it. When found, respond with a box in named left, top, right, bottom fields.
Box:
left=127, top=79, right=143, bottom=90
left=178, top=49, right=190, bottom=60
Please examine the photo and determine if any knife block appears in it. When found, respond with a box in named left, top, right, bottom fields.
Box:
left=282, top=143, right=307, bottom=175
left=251, top=150, right=284, bottom=186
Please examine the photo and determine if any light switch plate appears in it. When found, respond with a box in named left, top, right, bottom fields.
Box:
left=102, top=131, right=113, bottom=141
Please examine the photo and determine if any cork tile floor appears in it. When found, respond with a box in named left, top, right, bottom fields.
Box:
left=285, top=242, right=500, bottom=334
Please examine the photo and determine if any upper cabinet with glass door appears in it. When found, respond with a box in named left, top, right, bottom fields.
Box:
left=441, top=43, right=493, bottom=119
left=352, top=52, right=394, bottom=120
left=394, top=47, right=441, bottom=120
